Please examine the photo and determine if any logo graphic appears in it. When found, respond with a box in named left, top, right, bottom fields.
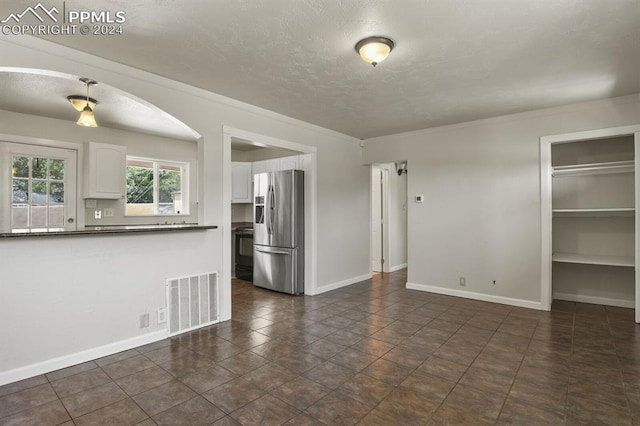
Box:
left=1, top=3, right=59, bottom=24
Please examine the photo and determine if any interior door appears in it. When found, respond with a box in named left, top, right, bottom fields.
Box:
left=0, top=142, right=77, bottom=232
left=371, top=166, right=383, bottom=272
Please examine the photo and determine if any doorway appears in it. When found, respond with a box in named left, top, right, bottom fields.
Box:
left=370, top=163, right=408, bottom=275
left=223, top=127, right=317, bottom=303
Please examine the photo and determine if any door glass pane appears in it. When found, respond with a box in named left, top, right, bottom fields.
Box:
left=159, top=165, right=181, bottom=214
left=31, top=205, right=47, bottom=227
left=12, top=179, right=28, bottom=202
left=12, top=156, right=29, bottom=178
left=32, top=181, right=48, bottom=203
left=32, top=157, right=48, bottom=179
left=50, top=159, right=64, bottom=180
left=50, top=182, right=64, bottom=203
left=48, top=204, right=64, bottom=227
left=11, top=205, right=28, bottom=227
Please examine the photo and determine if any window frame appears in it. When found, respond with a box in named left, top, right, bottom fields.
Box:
left=125, top=155, right=189, bottom=217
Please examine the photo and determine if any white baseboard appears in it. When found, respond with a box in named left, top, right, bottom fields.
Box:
left=0, top=330, right=168, bottom=387
left=314, top=273, right=372, bottom=295
left=553, top=292, right=635, bottom=309
left=388, top=263, right=408, bottom=273
left=406, top=282, right=543, bottom=310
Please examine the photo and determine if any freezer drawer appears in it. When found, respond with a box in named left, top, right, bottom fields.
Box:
left=253, top=245, right=302, bottom=294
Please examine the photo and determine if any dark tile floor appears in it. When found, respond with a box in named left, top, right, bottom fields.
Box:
left=1, top=269, right=639, bottom=425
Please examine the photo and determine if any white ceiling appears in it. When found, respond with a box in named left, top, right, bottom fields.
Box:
left=2, top=0, right=639, bottom=139
left=0, top=70, right=199, bottom=141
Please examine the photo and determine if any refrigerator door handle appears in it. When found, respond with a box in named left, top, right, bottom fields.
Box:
left=255, top=248, right=289, bottom=255
left=268, top=184, right=276, bottom=235
left=265, top=184, right=272, bottom=235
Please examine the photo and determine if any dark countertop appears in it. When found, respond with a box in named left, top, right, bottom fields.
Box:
left=0, top=224, right=218, bottom=238
left=231, top=222, right=253, bottom=230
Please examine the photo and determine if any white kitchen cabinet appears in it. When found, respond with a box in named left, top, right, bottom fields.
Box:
left=231, top=162, right=252, bottom=203
left=252, top=155, right=301, bottom=176
left=84, top=142, right=126, bottom=199
left=279, top=155, right=299, bottom=170
left=252, top=160, right=269, bottom=175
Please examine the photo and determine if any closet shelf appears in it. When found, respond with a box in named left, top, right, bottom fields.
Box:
left=552, top=252, right=634, bottom=267
left=552, top=208, right=635, bottom=217
left=553, top=160, right=634, bottom=177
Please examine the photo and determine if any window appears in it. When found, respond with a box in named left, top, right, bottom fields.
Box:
left=126, top=157, right=188, bottom=216
left=1, top=142, right=77, bottom=231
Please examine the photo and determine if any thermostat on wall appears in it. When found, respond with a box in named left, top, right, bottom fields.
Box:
left=415, top=195, right=424, bottom=203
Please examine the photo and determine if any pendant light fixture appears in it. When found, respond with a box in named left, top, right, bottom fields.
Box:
left=355, top=36, right=395, bottom=67
left=68, top=77, right=98, bottom=127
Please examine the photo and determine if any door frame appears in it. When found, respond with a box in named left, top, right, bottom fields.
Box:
left=539, top=124, right=640, bottom=322
left=222, top=126, right=318, bottom=296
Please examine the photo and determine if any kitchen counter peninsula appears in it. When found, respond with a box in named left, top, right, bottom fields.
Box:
left=0, top=224, right=217, bottom=238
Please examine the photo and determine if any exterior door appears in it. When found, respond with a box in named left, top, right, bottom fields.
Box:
left=0, top=142, right=77, bottom=232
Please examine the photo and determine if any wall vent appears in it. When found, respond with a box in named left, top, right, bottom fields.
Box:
left=167, top=272, right=219, bottom=336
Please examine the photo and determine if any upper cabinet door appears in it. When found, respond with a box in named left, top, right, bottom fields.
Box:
left=85, top=142, right=126, bottom=199
left=252, top=160, right=268, bottom=175
left=279, top=155, right=299, bottom=170
left=231, top=162, right=252, bottom=203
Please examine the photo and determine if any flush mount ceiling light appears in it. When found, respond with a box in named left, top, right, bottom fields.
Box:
left=68, top=77, right=98, bottom=127
left=355, top=36, right=395, bottom=67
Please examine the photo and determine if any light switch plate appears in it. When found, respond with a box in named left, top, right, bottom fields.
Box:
left=415, top=195, right=424, bottom=203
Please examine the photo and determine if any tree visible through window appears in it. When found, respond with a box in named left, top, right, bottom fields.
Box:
left=126, top=157, right=187, bottom=215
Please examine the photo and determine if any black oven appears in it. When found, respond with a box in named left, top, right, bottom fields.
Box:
left=235, top=227, right=253, bottom=281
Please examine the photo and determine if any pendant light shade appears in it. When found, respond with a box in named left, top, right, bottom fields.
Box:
left=77, top=104, right=98, bottom=127
left=355, top=36, right=395, bottom=67
left=70, top=77, right=99, bottom=127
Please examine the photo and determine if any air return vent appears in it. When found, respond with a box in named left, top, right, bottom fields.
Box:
left=167, top=272, right=219, bottom=336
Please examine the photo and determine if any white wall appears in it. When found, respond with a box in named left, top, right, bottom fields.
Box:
left=0, top=232, right=213, bottom=382
left=0, top=37, right=370, bottom=385
left=364, top=95, right=640, bottom=308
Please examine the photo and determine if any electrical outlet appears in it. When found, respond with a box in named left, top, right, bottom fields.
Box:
left=459, top=277, right=466, bottom=287
left=104, top=208, right=114, bottom=217
left=157, top=308, right=167, bottom=324
left=94, top=210, right=102, bottom=219
left=139, top=313, right=149, bottom=328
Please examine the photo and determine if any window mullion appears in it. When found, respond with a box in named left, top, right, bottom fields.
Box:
left=153, top=161, right=159, bottom=215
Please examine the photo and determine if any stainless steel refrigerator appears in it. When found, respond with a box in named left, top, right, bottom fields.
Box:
left=253, top=170, right=304, bottom=294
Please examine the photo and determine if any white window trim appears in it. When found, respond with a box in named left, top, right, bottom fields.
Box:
left=125, top=155, right=189, bottom=217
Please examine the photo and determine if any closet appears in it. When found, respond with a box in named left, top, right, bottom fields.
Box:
left=540, top=125, right=640, bottom=323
